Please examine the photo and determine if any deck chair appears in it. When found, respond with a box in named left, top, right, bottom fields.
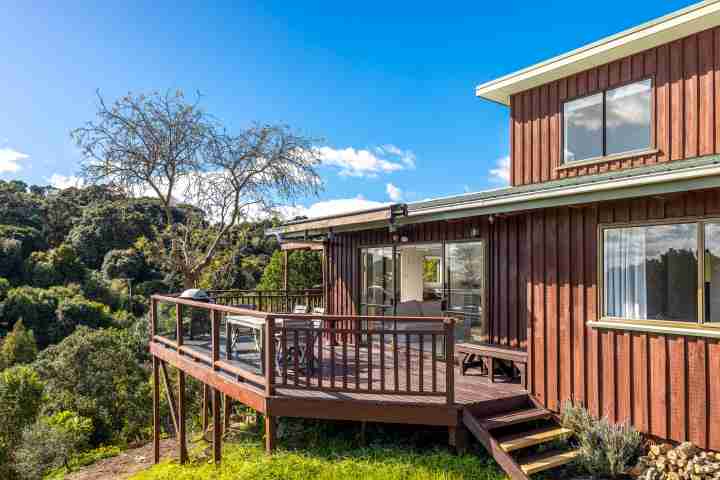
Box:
left=274, top=305, right=320, bottom=371
left=226, top=304, right=259, bottom=353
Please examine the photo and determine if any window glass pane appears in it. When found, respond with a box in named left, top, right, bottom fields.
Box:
left=606, top=79, right=652, bottom=155
left=704, top=223, right=720, bottom=322
left=604, top=223, right=698, bottom=322
left=564, top=92, right=603, bottom=163
left=447, top=242, right=484, bottom=342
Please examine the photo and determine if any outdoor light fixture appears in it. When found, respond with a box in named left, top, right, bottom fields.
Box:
left=471, top=226, right=480, bottom=237
left=400, top=235, right=409, bottom=243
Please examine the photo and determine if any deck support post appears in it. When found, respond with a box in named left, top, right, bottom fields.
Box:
left=152, top=356, right=160, bottom=464
left=212, top=387, right=222, bottom=463
left=448, top=425, right=468, bottom=455
left=265, top=415, right=277, bottom=453
left=202, top=384, right=210, bottom=432
left=178, top=370, right=188, bottom=464
left=223, top=394, right=231, bottom=431
left=359, top=421, right=367, bottom=446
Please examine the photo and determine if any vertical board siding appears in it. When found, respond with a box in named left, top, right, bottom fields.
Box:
left=509, top=27, right=720, bottom=186
left=324, top=189, right=720, bottom=449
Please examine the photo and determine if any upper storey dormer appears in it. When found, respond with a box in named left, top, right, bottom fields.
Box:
left=476, top=1, right=720, bottom=187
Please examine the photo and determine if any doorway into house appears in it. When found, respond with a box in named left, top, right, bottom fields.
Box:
left=359, top=240, right=486, bottom=345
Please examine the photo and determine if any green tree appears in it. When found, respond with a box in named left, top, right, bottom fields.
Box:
left=24, top=243, right=86, bottom=288
left=0, top=365, right=44, bottom=478
left=34, top=326, right=150, bottom=444
left=101, top=248, right=146, bottom=281
left=258, top=250, right=322, bottom=291
left=14, top=411, right=93, bottom=479
left=0, top=321, right=38, bottom=368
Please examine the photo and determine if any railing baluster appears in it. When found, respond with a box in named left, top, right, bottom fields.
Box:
left=445, top=319, right=454, bottom=405
left=432, top=333, right=437, bottom=393
left=393, top=332, right=399, bottom=392
left=176, top=304, right=183, bottom=347
left=367, top=328, right=373, bottom=391
left=265, top=319, right=275, bottom=396
left=380, top=330, right=385, bottom=391
left=355, top=326, right=360, bottom=390
left=330, top=323, right=336, bottom=389
left=318, top=325, right=323, bottom=388
left=282, top=327, right=288, bottom=386
left=405, top=333, right=411, bottom=392
left=342, top=331, right=348, bottom=389
left=419, top=333, right=424, bottom=393
left=294, top=329, right=299, bottom=387
left=211, top=310, right=219, bottom=370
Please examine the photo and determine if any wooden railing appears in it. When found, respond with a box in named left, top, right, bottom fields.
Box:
left=149, top=295, right=455, bottom=405
left=209, top=289, right=324, bottom=313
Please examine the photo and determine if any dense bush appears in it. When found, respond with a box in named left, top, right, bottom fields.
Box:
left=0, top=238, right=23, bottom=281
left=0, top=277, right=10, bottom=301
left=56, top=295, right=113, bottom=331
left=3, top=286, right=65, bottom=347
left=102, top=248, right=147, bottom=281
left=14, top=411, right=93, bottom=479
left=24, top=243, right=86, bottom=287
left=0, top=225, right=46, bottom=258
left=134, top=279, right=169, bottom=297
left=81, top=270, right=123, bottom=310
left=34, top=326, right=151, bottom=445
left=0, top=320, right=38, bottom=368
left=257, top=250, right=322, bottom=291
left=0, top=365, right=44, bottom=479
left=560, top=401, right=643, bottom=478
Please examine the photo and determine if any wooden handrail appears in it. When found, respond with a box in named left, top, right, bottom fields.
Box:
left=150, top=294, right=457, bottom=405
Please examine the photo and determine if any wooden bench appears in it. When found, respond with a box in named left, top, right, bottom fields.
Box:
left=456, top=343, right=528, bottom=389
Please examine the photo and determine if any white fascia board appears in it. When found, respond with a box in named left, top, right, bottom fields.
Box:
left=405, top=164, right=720, bottom=219
left=476, top=0, right=720, bottom=105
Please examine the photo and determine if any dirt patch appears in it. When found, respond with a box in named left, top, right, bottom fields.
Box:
left=64, top=439, right=177, bottom=480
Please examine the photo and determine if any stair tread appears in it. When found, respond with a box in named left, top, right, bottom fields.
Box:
left=498, top=426, right=572, bottom=452
left=520, top=449, right=580, bottom=475
left=478, top=407, right=551, bottom=430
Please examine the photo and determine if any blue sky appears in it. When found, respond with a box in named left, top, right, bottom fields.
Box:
left=1, top=0, right=697, bottom=217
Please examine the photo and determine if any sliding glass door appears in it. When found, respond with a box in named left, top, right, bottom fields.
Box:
left=446, top=241, right=485, bottom=343
left=360, top=247, right=395, bottom=316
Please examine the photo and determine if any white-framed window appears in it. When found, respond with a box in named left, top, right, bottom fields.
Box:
left=564, top=78, right=652, bottom=163
left=600, top=219, right=720, bottom=326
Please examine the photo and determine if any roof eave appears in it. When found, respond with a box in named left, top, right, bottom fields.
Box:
left=476, top=0, right=720, bottom=106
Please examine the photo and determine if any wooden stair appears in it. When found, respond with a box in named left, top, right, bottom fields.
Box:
left=463, top=402, right=578, bottom=480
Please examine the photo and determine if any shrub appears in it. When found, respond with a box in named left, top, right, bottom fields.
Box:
left=135, top=279, right=169, bottom=297
left=560, top=401, right=643, bottom=478
left=14, top=411, right=93, bottom=479
left=3, top=286, right=102, bottom=347
left=24, top=244, right=86, bottom=288
left=0, top=320, right=38, bottom=368
left=102, top=248, right=147, bottom=281
left=0, top=277, right=10, bottom=301
left=0, top=238, right=23, bottom=281
left=258, top=250, right=322, bottom=291
left=3, top=286, right=62, bottom=347
left=56, top=295, right=113, bottom=332
left=81, top=270, right=123, bottom=310
left=0, top=225, right=46, bottom=258
left=34, top=326, right=151, bottom=445
left=0, top=365, right=44, bottom=479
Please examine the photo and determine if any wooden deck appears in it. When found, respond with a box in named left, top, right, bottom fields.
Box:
left=149, top=293, right=531, bottom=468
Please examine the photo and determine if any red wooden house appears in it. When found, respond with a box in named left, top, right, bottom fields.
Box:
left=149, top=2, right=720, bottom=478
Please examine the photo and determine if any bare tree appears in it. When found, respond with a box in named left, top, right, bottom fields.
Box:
left=72, top=90, right=322, bottom=287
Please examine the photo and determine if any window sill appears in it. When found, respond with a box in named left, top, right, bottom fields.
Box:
left=557, top=148, right=659, bottom=171
left=588, top=319, right=720, bottom=339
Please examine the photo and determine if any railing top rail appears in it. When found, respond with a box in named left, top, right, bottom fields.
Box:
left=208, top=288, right=322, bottom=294
left=151, top=294, right=271, bottom=319
left=266, top=313, right=455, bottom=325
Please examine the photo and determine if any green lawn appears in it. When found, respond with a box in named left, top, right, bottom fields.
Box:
left=130, top=420, right=506, bottom=480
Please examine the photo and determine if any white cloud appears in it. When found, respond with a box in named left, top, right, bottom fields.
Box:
left=386, top=183, right=402, bottom=201
left=282, top=196, right=389, bottom=220
left=317, top=144, right=416, bottom=177
left=0, top=148, right=29, bottom=173
left=489, top=155, right=510, bottom=184
left=48, top=173, right=84, bottom=189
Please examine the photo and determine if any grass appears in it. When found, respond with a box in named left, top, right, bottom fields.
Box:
left=130, top=419, right=506, bottom=480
